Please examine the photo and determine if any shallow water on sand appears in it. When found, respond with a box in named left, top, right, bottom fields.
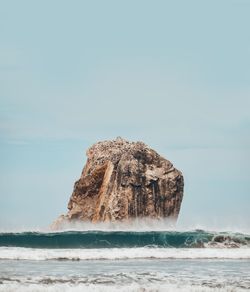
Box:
left=0, top=259, right=250, bottom=291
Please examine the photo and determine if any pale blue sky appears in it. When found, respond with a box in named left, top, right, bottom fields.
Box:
left=0, top=0, right=250, bottom=229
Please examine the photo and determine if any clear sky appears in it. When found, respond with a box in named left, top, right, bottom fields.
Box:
left=0, top=0, right=249, bottom=230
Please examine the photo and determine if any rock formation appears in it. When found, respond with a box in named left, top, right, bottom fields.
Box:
left=53, top=137, right=184, bottom=227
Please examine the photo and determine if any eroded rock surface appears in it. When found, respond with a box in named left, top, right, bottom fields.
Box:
left=53, top=138, right=184, bottom=227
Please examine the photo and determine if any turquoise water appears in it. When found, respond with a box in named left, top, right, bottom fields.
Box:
left=0, top=230, right=249, bottom=248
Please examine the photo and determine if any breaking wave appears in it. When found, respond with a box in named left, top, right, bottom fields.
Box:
left=0, top=230, right=249, bottom=249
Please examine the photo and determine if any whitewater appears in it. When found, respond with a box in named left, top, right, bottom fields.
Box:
left=0, top=228, right=250, bottom=291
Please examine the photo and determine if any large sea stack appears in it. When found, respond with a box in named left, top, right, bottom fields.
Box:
left=53, top=138, right=184, bottom=227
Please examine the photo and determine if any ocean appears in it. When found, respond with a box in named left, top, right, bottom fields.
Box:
left=0, top=229, right=250, bottom=291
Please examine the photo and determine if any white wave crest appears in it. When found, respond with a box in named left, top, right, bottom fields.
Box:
left=0, top=247, right=250, bottom=260
left=2, top=218, right=250, bottom=234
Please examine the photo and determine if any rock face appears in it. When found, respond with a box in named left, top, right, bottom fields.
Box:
left=54, top=138, right=184, bottom=226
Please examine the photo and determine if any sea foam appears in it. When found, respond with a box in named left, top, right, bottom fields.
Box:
left=1, top=247, right=250, bottom=260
